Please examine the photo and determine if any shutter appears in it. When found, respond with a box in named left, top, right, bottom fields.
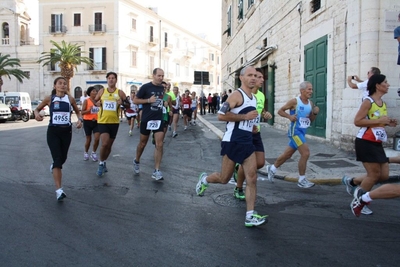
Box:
left=102, top=48, right=107, bottom=70
left=89, top=48, right=94, bottom=70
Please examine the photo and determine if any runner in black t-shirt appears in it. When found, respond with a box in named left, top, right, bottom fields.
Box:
left=133, top=68, right=167, bottom=180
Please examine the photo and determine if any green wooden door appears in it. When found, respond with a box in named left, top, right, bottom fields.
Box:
left=304, top=35, right=327, bottom=137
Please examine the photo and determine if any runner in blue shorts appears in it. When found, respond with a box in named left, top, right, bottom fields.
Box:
left=265, top=81, right=319, bottom=188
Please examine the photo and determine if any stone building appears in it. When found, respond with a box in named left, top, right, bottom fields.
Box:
left=0, top=0, right=221, bottom=101
left=0, top=0, right=40, bottom=99
left=222, top=0, right=400, bottom=150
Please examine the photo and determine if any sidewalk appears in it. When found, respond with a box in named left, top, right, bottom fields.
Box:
left=197, top=113, right=400, bottom=185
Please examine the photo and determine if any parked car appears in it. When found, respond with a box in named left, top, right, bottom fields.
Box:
left=0, top=103, right=11, bottom=123
left=30, top=100, right=49, bottom=118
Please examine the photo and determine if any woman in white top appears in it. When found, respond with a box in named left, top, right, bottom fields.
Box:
left=191, top=91, right=198, bottom=125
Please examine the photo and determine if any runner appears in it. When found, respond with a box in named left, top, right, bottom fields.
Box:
left=195, top=66, right=267, bottom=227
left=171, top=86, right=180, bottom=138
left=81, top=86, right=100, bottom=161
left=265, top=81, right=319, bottom=188
left=233, top=68, right=272, bottom=200
left=126, top=89, right=139, bottom=136
left=33, top=76, right=83, bottom=201
left=133, top=68, right=167, bottom=180
left=181, top=89, right=193, bottom=130
left=94, top=72, right=128, bottom=176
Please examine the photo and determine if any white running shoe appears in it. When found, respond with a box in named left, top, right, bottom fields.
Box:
left=56, top=188, right=66, bottom=201
left=297, top=178, right=315, bottom=188
left=265, top=165, right=275, bottom=183
left=84, top=152, right=89, bottom=161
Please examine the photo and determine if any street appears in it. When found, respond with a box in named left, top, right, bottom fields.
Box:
left=0, top=118, right=400, bottom=267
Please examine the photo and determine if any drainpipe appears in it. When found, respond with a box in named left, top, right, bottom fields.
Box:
left=344, top=10, right=348, bottom=88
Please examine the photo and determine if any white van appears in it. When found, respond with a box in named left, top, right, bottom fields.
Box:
left=0, top=92, right=32, bottom=116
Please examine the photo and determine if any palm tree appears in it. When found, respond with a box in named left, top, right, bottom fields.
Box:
left=0, top=54, right=30, bottom=92
left=38, top=40, right=93, bottom=92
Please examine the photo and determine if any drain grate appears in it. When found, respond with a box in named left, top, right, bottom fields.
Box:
left=310, top=159, right=357, bottom=169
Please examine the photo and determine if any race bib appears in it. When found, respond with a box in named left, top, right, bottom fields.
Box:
left=238, top=118, right=256, bottom=132
left=52, top=111, right=70, bottom=124
left=183, top=104, right=190, bottom=109
left=91, top=106, right=100, bottom=114
left=372, top=127, right=387, bottom=142
left=103, top=100, right=117, bottom=111
left=299, top=117, right=311, bottom=128
left=146, top=120, right=161, bottom=130
left=255, top=114, right=261, bottom=126
left=162, top=107, right=167, bottom=114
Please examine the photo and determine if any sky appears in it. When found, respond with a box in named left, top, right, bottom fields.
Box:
left=25, top=0, right=221, bottom=45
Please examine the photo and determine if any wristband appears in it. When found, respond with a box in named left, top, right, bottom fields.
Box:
left=79, top=117, right=84, bottom=122
left=147, top=99, right=150, bottom=103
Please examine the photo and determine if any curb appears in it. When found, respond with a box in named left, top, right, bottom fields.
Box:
left=198, top=114, right=400, bottom=186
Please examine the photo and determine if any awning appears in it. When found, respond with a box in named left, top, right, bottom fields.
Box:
left=229, top=45, right=277, bottom=76
left=86, top=80, right=107, bottom=84
left=126, top=81, right=143, bottom=86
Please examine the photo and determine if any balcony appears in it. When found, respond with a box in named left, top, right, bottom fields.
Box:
left=163, top=43, right=173, bottom=52
left=1, top=38, right=10, bottom=45
left=183, top=49, right=194, bottom=59
left=88, top=62, right=107, bottom=72
left=49, top=25, right=67, bottom=34
left=167, top=72, right=174, bottom=79
left=89, top=24, right=106, bottom=34
left=148, top=36, right=158, bottom=46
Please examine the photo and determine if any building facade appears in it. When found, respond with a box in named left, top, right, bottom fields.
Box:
left=38, top=0, right=221, bottom=100
left=0, top=0, right=41, bottom=99
left=222, top=0, right=400, bottom=150
left=1, top=0, right=221, bottom=101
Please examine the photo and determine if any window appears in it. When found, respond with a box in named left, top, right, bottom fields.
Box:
left=162, top=59, right=169, bottom=73
left=176, top=63, right=180, bottom=76
left=51, top=14, right=64, bottom=32
left=224, top=6, right=232, bottom=37
left=131, top=50, right=137, bottom=67
left=238, top=0, right=243, bottom=20
left=89, top=47, right=107, bottom=70
left=176, top=38, right=180, bottom=49
left=94, top=12, right=102, bottom=31
left=132, top=18, right=136, bottom=30
left=210, top=53, right=214, bottom=61
left=149, top=56, right=154, bottom=74
left=23, top=71, right=30, bottom=78
left=217, top=75, right=220, bottom=85
left=311, top=0, right=321, bottom=13
left=2, top=22, right=10, bottom=45
left=248, top=0, right=255, bottom=8
left=50, top=49, right=61, bottom=71
left=150, top=26, right=154, bottom=42
left=164, top=32, right=168, bottom=47
left=217, top=56, right=220, bottom=64
left=74, top=13, right=81, bottom=26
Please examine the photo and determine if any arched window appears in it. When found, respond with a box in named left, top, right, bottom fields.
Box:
left=20, top=25, right=26, bottom=45
left=74, top=86, right=82, bottom=99
left=2, top=23, right=9, bottom=45
left=93, top=85, right=104, bottom=91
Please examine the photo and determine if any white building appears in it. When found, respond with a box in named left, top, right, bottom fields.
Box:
left=222, top=0, right=400, bottom=150
left=0, top=0, right=41, bottom=99
left=0, top=0, right=221, bottom=101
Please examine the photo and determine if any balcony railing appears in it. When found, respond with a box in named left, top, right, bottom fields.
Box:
left=49, top=25, right=67, bottom=34
left=88, top=62, right=107, bottom=71
left=1, top=38, right=10, bottom=45
left=89, top=24, right=107, bottom=33
left=148, top=36, right=158, bottom=46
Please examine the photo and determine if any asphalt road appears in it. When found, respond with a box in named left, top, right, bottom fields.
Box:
left=1, top=118, right=400, bottom=267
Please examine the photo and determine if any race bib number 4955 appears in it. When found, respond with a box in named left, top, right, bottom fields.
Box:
left=52, top=112, right=70, bottom=124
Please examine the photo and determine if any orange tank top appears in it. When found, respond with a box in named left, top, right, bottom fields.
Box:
left=82, top=98, right=99, bottom=121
